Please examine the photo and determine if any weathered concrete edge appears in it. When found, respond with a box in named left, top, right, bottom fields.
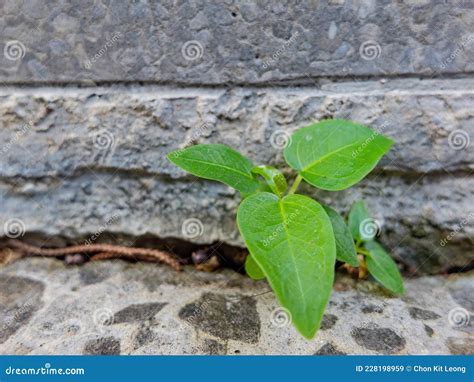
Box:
left=0, top=78, right=473, bottom=179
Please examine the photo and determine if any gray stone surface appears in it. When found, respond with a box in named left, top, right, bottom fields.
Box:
left=0, top=80, right=472, bottom=273
left=0, top=258, right=472, bottom=355
left=0, top=168, right=472, bottom=274
left=0, top=1, right=473, bottom=84
left=0, top=80, right=473, bottom=177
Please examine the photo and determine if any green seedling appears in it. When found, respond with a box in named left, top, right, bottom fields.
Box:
left=168, top=119, right=404, bottom=339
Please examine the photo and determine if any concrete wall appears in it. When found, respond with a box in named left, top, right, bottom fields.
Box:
left=1, top=1, right=473, bottom=274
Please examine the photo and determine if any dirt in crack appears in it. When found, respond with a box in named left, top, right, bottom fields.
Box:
left=0, top=232, right=248, bottom=273
left=1, top=232, right=471, bottom=276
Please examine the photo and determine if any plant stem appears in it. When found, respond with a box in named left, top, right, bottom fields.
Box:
left=287, top=174, right=303, bottom=195
left=357, top=254, right=368, bottom=279
left=357, top=248, right=370, bottom=256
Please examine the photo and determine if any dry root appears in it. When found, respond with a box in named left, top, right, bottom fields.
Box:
left=4, top=239, right=181, bottom=271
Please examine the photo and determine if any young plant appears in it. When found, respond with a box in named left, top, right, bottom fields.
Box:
left=347, top=200, right=404, bottom=295
left=167, top=119, right=404, bottom=339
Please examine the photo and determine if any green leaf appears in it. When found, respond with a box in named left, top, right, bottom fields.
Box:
left=348, top=200, right=371, bottom=241
left=167, top=144, right=260, bottom=194
left=348, top=200, right=378, bottom=242
left=284, top=119, right=393, bottom=191
left=251, top=165, right=288, bottom=197
left=322, top=205, right=359, bottom=267
left=364, top=241, right=404, bottom=295
left=237, top=192, right=336, bottom=339
left=245, top=255, right=266, bottom=280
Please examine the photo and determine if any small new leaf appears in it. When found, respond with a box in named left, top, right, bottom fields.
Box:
left=348, top=200, right=371, bottom=242
left=323, top=205, right=359, bottom=267
left=245, top=255, right=266, bottom=280
left=237, top=192, right=336, bottom=339
left=364, top=241, right=404, bottom=295
left=284, top=120, right=393, bottom=191
left=167, top=144, right=260, bottom=194
left=251, top=165, right=288, bottom=197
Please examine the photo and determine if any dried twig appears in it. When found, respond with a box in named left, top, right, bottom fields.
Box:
left=6, top=239, right=181, bottom=271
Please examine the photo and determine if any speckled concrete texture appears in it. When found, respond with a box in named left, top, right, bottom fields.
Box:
left=1, top=258, right=472, bottom=355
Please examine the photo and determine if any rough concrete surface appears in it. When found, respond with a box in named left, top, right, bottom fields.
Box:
left=0, top=80, right=472, bottom=273
left=1, top=1, right=473, bottom=84
left=1, top=80, right=473, bottom=177
left=0, top=258, right=472, bottom=355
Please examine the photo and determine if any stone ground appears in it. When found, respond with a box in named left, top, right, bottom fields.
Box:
left=0, top=258, right=472, bottom=355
